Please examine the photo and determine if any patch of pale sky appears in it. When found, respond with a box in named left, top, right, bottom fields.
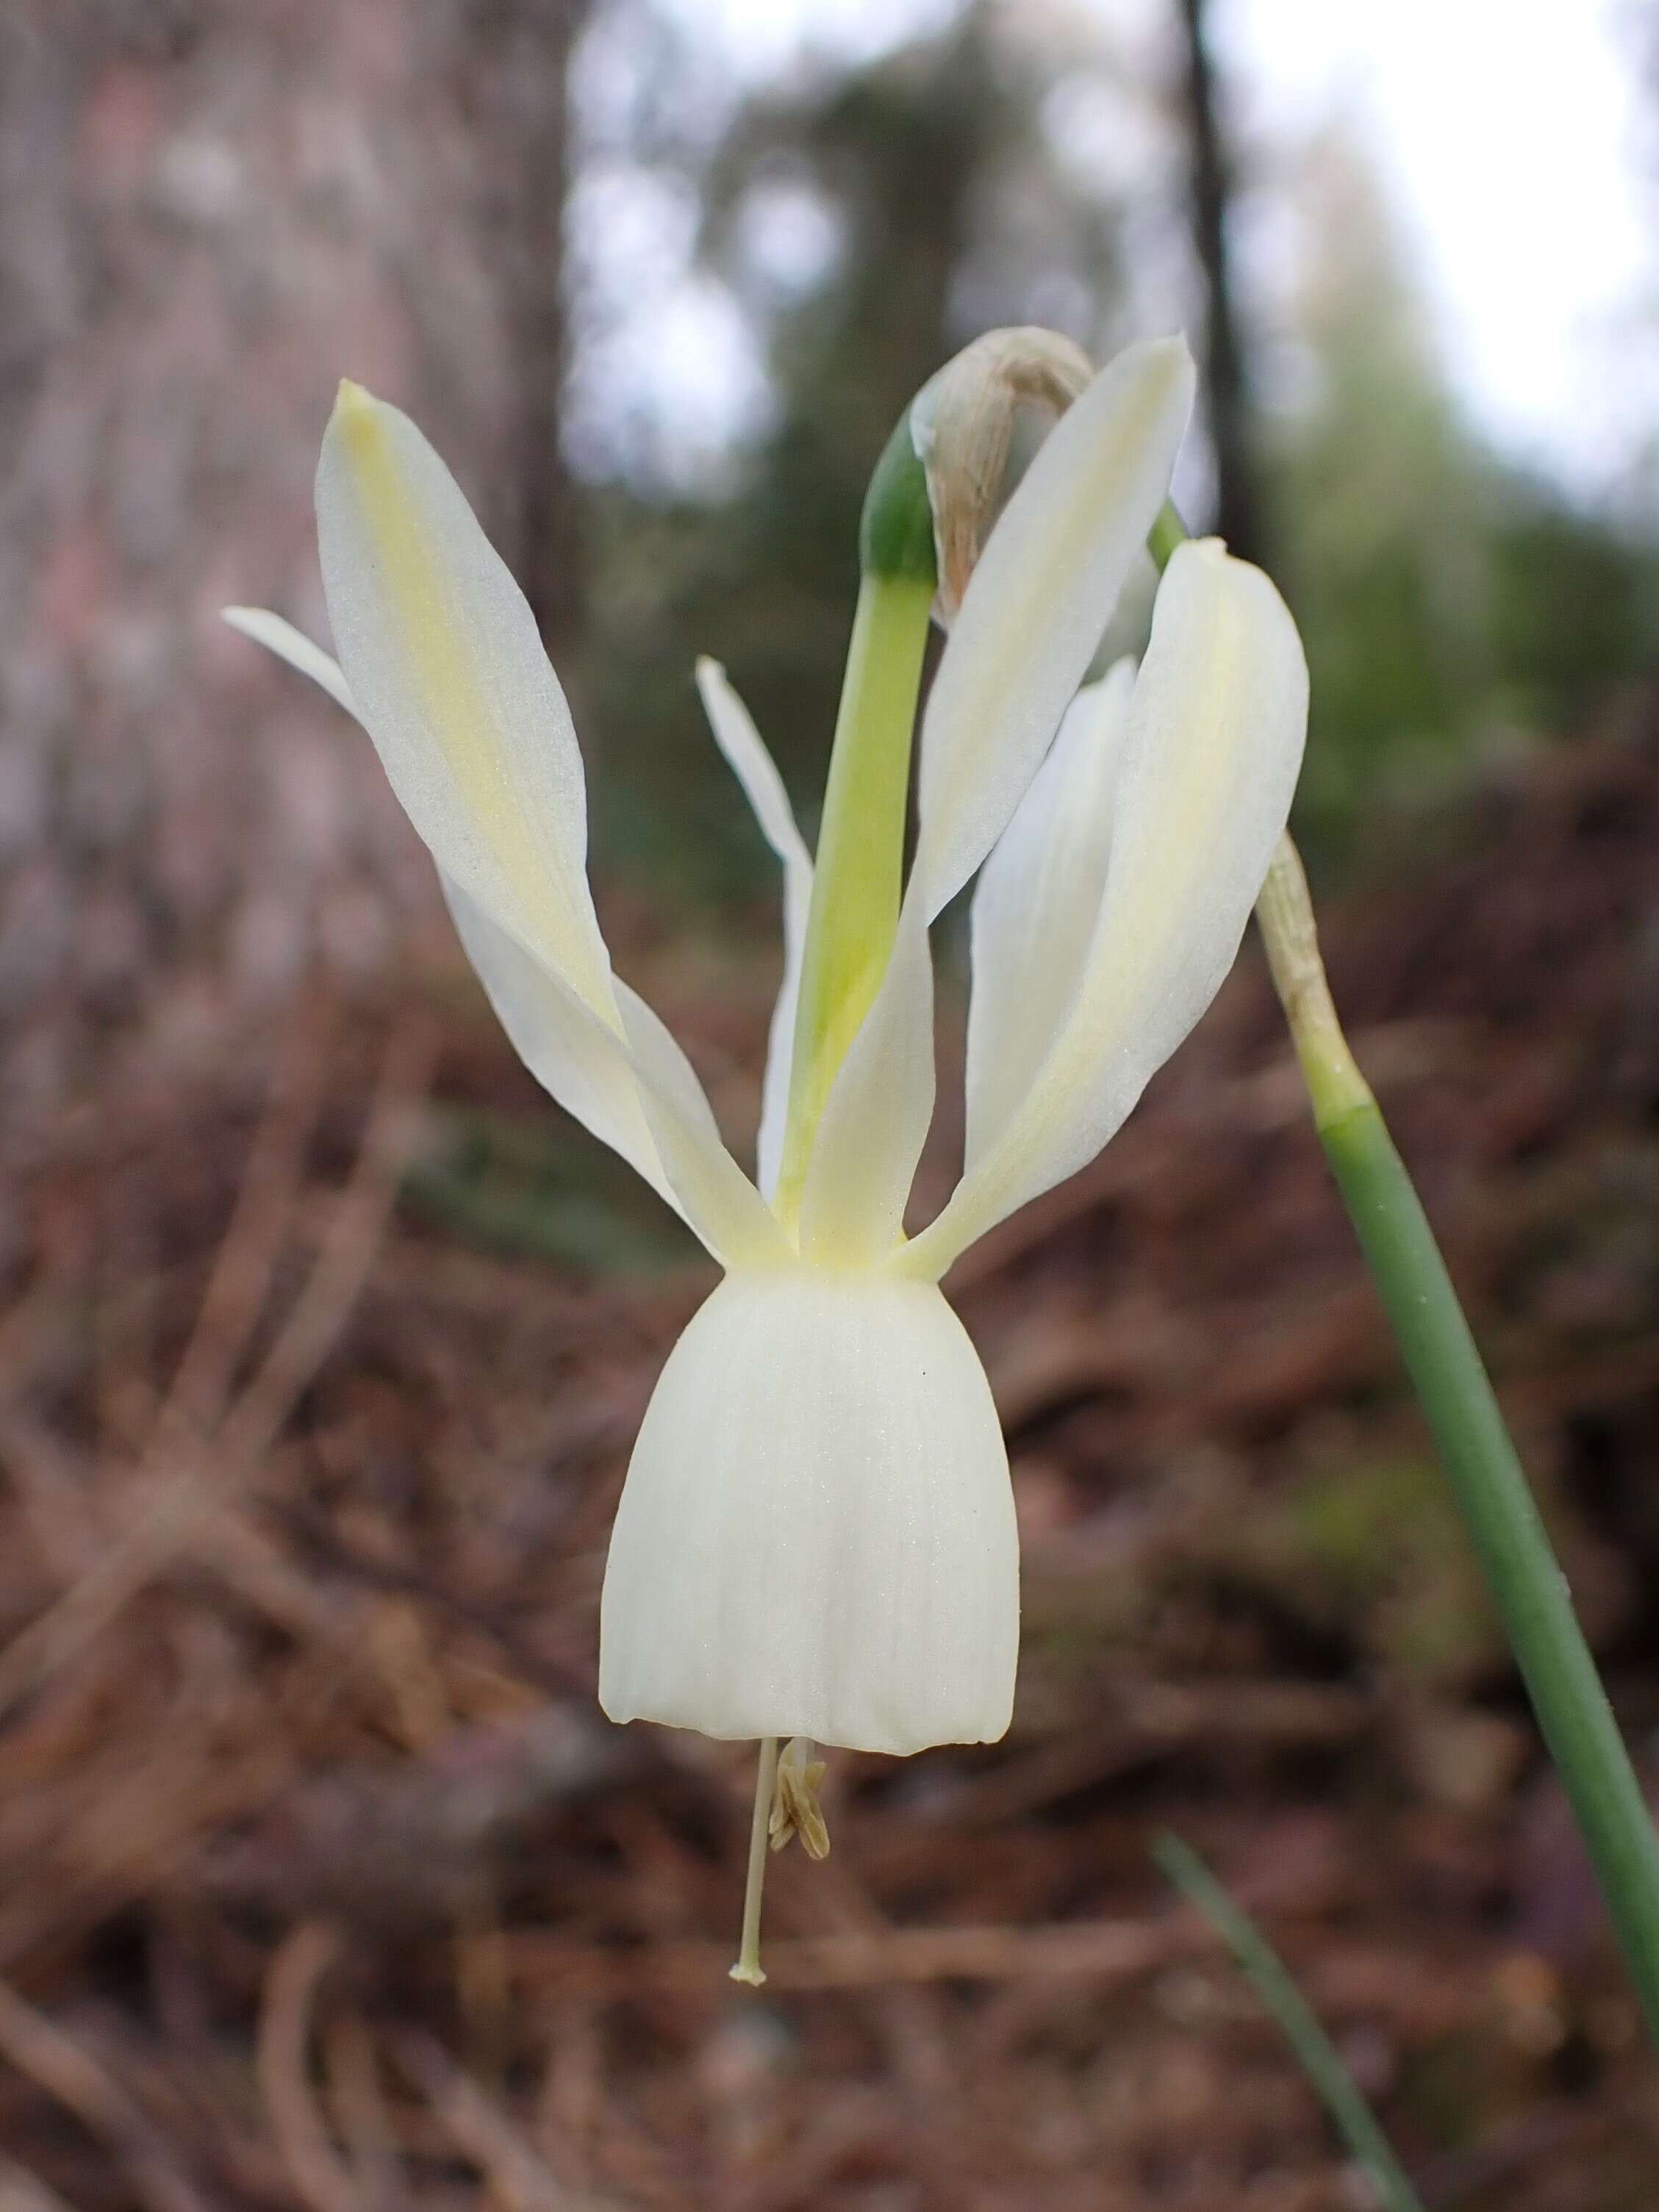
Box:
left=1217, top=0, right=1654, bottom=487
left=573, top=0, right=1656, bottom=492
left=655, top=0, right=960, bottom=80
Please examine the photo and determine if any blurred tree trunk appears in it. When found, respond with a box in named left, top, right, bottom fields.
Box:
left=461, top=0, right=592, bottom=663
left=0, top=0, right=587, bottom=1119
left=1172, top=0, right=1263, bottom=562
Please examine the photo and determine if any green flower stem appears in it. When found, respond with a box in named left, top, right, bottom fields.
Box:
left=775, top=412, right=937, bottom=1227
left=1147, top=497, right=1192, bottom=572
left=1150, top=494, right=1659, bottom=2039
left=1314, top=1049, right=1659, bottom=2040
left=1154, top=1835, right=1427, bottom=2212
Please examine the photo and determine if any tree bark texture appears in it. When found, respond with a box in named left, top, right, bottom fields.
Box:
left=0, top=1, right=587, bottom=1116
left=1172, top=0, right=1262, bottom=564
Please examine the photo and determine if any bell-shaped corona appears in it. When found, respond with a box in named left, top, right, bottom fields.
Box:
left=598, top=1268, right=1018, bottom=1755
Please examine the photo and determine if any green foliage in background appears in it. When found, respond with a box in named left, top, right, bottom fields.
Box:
left=582, top=4, right=1124, bottom=899
left=578, top=10, right=1659, bottom=905
left=1243, top=1455, right=1500, bottom=1690
left=1266, top=133, right=1659, bottom=861
left=406, top=1103, right=700, bottom=1274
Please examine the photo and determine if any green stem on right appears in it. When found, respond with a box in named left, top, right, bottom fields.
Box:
left=1144, top=501, right=1659, bottom=2042
left=1318, top=1077, right=1659, bottom=2040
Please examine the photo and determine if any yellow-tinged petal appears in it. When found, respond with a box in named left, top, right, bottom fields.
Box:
left=224, top=451, right=787, bottom=1274
left=222, top=606, right=356, bottom=714
left=784, top=340, right=1192, bottom=1260
left=447, top=872, right=788, bottom=1268
left=318, top=380, right=615, bottom=1021
left=695, top=659, right=814, bottom=1203
left=912, top=334, right=1194, bottom=916
left=796, top=888, right=934, bottom=1265
left=965, top=660, right=1136, bottom=1165
left=905, top=539, right=1308, bottom=1279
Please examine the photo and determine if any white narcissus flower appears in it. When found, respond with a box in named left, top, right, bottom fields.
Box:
left=224, top=334, right=1306, bottom=1779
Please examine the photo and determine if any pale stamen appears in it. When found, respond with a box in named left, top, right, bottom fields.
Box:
left=770, top=1736, right=831, bottom=1859
left=730, top=1735, right=781, bottom=1986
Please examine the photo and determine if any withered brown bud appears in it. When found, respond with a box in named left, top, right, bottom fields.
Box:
left=909, top=326, right=1094, bottom=625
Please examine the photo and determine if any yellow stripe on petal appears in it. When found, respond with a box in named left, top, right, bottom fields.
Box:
left=320, top=381, right=617, bottom=1023
left=225, top=389, right=784, bottom=1271
left=904, top=541, right=1307, bottom=1279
